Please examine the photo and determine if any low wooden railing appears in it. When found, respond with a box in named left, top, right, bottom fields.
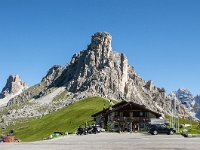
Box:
left=112, top=117, right=149, bottom=122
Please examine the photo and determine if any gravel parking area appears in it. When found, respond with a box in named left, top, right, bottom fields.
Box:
left=1, top=133, right=200, bottom=150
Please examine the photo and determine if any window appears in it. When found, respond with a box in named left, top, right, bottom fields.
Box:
left=123, top=111, right=130, bottom=117
left=161, top=124, right=166, bottom=128
left=115, top=112, right=119, bottom=117
left=114, top=124, right=119, bottom=128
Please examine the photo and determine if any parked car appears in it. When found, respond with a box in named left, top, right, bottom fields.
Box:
left=3, top=137, right=12, bottom=142
left=149, top=124, right=176, bottom=135
left=53, top=132, right=65, bottom=136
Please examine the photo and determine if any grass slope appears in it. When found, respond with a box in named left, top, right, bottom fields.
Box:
left=1, top=97, right=111, bottom=142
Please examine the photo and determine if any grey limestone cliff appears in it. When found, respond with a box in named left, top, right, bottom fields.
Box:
left=0, top=75, right=28, bottom=99
left=6, top=32, right=189, bottom=118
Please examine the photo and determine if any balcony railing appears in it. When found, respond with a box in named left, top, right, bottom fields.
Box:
left=112, top=117, right=149, bottom=122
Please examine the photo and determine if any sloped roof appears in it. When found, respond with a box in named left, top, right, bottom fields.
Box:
left=92, top=100, right=161, bottom=118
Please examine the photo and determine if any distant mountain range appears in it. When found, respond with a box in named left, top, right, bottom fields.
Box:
left=170, top=88, right=200, bottom=119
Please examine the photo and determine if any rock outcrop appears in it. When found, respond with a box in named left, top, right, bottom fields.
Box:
left=175, top=88, right=195, bottom=110
left=41, top=32, right=189, bottom=117
left=169, top=89, right=200, bottom=119
left=0, top=75, right=28, bottom=99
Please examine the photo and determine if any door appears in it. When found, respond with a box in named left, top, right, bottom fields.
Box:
left=159, top=124, right=168, bottom=133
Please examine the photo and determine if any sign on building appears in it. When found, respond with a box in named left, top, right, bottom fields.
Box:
left=150, top=118, right=169, bottom=124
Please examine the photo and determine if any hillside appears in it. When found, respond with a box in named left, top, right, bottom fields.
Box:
left=0, top=97, right=112, bottom=142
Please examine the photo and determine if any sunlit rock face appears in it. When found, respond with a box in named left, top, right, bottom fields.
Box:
left=0, top=75, right=28, bottom=99
left=6, top=32, right=190, bottom=118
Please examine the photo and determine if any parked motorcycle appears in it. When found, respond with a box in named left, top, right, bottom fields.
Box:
left=76, top=125, right=101, bottom=135
left=76, top=127, right=87, bottom=135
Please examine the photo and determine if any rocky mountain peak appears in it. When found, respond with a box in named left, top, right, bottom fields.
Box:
left=5, top=32, right=190, bottom=119
left=89, top=32, right=112, bottom=50
left=175, top=88, right=195, bottom=109
left=63, top=32, right=131, bottom=99
left=177, top=88, right=194, bottom=97
left=0, top=75, right=28, bottom=99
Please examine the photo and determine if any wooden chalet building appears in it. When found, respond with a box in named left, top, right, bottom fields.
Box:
left=92, top=101, right=161, bottom=132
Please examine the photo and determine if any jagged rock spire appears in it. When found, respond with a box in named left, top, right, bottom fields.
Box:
left=89, top=32, right=112, bottom=50
left=0, top=75, right=28, bottom=99
left=86, top=32, right=113, bottom=69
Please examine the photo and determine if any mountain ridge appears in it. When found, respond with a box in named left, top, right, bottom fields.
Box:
left=0, top=32, right=191, bottom=128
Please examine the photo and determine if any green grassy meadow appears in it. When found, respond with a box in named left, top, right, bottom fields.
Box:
left=0, top=97, right=111, bottom=142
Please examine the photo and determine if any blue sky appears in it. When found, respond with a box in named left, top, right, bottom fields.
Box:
left=0, top=0, right=200, bottom=95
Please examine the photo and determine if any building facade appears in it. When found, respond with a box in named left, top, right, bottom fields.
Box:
left=92, top=101, right=161, bottom=132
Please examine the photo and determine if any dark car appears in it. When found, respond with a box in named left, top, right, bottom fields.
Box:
left=149, top=124, right=176, bottom=135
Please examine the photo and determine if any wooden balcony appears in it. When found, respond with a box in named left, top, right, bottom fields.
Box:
left=112, top=117, right=149, bottom=123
